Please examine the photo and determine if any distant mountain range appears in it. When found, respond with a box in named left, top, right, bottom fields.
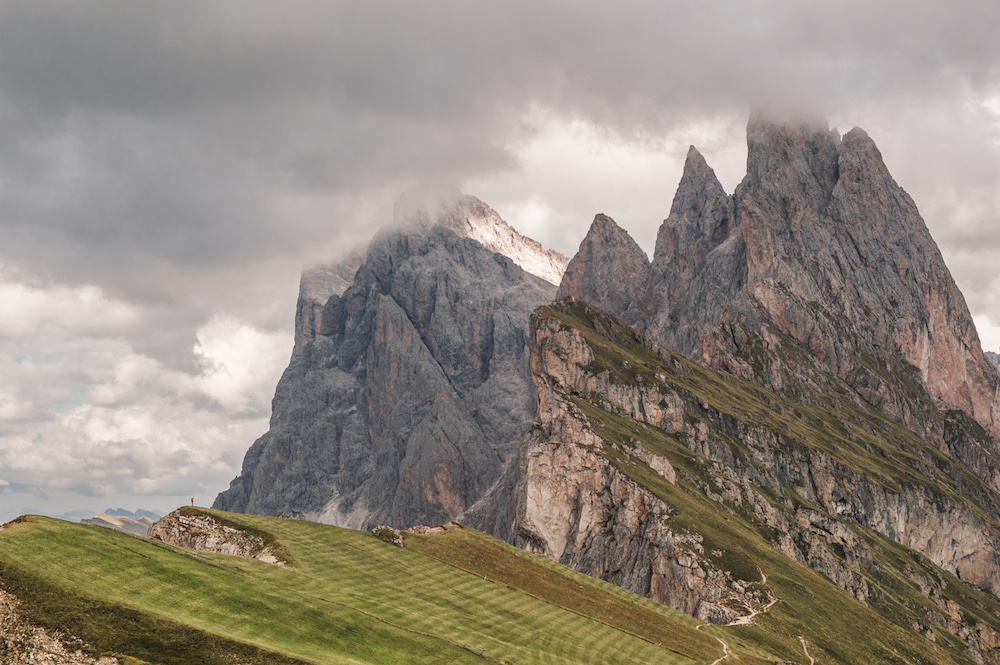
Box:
left=101, top=508, right=163, bottom=521
left=79, top=509, right=161, bottom=537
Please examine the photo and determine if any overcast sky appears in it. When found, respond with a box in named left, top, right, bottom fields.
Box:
left=1, top=1, right=999, bottom=522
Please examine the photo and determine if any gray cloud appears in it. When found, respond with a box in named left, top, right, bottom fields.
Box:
left=2, top=2, right=997, bottom=276
left=2, top=1, right=999, bottom=517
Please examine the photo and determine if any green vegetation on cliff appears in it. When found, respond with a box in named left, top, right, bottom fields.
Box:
left=532, top=298, right=1000, bottom=665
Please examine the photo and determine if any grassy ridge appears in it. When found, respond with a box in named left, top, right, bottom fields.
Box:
left=534, top=299, right=993, bottom=665
left=573, top=396, right=968, bottom=665
left=537, top=299, right=1000, bottom=517
left=0, top=513, right=722, bottom=664
left=0, top=557, right=308, bottom=665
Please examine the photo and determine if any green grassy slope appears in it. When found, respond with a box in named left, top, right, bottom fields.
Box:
left=1, top=511, right=731, bottom=665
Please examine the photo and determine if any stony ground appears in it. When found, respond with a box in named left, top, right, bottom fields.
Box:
left=0, top=588, right=120, bottom=665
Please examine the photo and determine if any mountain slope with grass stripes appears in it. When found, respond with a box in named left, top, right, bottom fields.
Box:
left=0, top=510, right=746, bottom=665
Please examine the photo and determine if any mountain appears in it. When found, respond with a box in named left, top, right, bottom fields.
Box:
left=208, top=116, right=1000, bottom=663
left=80, top=511, right=155, bottom=537
left=561, top=116, right=1000, bottom=486
left=214, top=197, right=565, bottom=530
left=513, top=298, right=1000, bottom=662
left=292, top=196, right=567, bottom=365
left=102, top=508, right=163, bottom=521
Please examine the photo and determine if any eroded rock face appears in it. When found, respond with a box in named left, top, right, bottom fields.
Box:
left=148, top=510, right=288, bottom=565
left=517, top=311, right=767, bottom=624
left=514, top=300, right=1000, bottom=640
left=215, top=199, right=559, bottom=529
left=556, top=214, right=650, bottom=326
left=559, top=114, right=1000, bottom=458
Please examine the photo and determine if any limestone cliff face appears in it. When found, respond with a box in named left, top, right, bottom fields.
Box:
left=294, top=253, right=362, bottom=357
left=215, top=199, right=559, bottom=529
left=517, top=313, right=758, bottom=623
left=515, top=299, right=1000, bottom=650
left=559, top=115, right=1000, bottom=461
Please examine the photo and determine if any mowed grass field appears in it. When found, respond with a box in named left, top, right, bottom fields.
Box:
left=0, top=511, right=729, bottom=665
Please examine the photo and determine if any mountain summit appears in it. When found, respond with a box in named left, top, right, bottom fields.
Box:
left=562, top=116, right=1000, bottom=455
left=215, top=197, right=561, bottom=528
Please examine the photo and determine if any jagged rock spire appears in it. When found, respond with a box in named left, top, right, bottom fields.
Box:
left=557, top=214, right=650, bottom=327
left=558, top=114, right=1000, bottom=449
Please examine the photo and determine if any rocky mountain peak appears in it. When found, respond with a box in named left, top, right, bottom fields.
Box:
left=560, top=114, right=1000, bottom=447
left=292, top=194, right=567, bottom=361
left=834, top=126, right=907, bottom=214
left=743, top=114, right=841, bottom=208
left=645, top=146, right=746, bottom=355
left=216, top=201, right=560, bottom=529
left=653, top=146, right=735, bottom=277
left=556, top=214, right=650, bottom=326
left=682, top=144, right=710, bottom=175
left=656, top=146, right=733, bottom=247
left=395, top=194, right=569, bottom=286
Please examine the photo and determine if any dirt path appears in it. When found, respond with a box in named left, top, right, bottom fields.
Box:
left=695, top=624, right=730, bottom=665
left=724, top=596, right=779, bottom=627
left=799, top=636, right=815, bottom=665
left=694, top=566, right=781, bottom=664
left=724, top=567, right=778, bottom=627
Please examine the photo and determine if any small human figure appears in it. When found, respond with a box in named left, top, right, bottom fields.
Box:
left=190, top=498, right=194, bottom=506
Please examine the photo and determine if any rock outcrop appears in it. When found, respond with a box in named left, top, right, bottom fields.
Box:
left=559, top=115, right=1000, bottom=461
left=148, top=508, right=289, bottom=565
left=556, top=214, right=650, bottom=324
left=215, top=198, right=561, bottom=529
left=0, top=588, right=121, bottom=665
left=399, top=194, right=569, bottom=287
left=514, top=299, right=1000, bottom=659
